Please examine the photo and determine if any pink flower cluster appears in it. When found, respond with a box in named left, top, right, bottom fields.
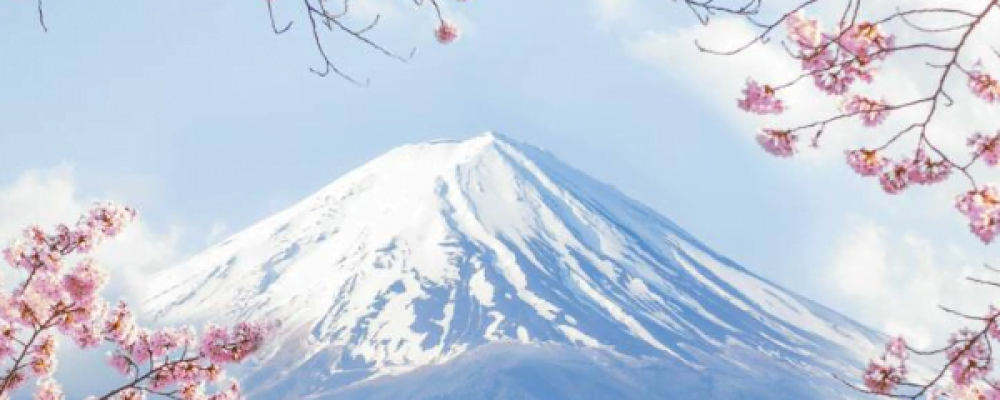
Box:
left=969, top=68, right=1000, bottom=103
left=738, top=80, right=785, bottom=114
left=907, top=150, right=952, bottom=186
left=845, top=149, right=888, bottom=176
left=956, top=186, right=1000, bottom=243
left=844, top=95, right=889, bottom=127
left=0, top=204, right=271, bottom=399
left=880, top=316, right=1000, bottom=400
left=100, top=305, right=268, bottom=399
left=888, top=311, right=1000, bottom=399
left=845, top=148, right=951, bottom=195
left=862, top=336, right=908, bottom=394
left=839, top=22, right=894, bottom=64
left=756, top=129, right=797, bottom=157
left=969, top=132, right=1000, bottom=166
left=945, top=328, right=992, bottom=386
left=878, top=161, right=910, bottom=194
left=742, top=15, right=901, bottom=164
left=786, top=12, right=821, bottom=49
left=199, top=323, right=268, bottom=364
left=435, top=21, right=459, bottom=44
left=784, top=14, right=894, bottom=96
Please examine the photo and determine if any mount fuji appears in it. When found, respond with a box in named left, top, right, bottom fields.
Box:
left=144, top=132, right=882, bottom=399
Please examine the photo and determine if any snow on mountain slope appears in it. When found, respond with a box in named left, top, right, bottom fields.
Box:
left=144, top=132, right=883, bottom=399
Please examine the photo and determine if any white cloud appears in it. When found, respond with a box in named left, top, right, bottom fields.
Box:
left=205, top=220, right=231, bottom=247
left=0, top=165, right=182, bottom=304
left=827, top=219, right=994, bottom=348
left=626, top=19, right=857, bottom=166
left=591, top=0, right=640, bottom=29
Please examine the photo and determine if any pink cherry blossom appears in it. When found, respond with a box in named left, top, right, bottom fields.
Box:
left=112, top=388, right=145, bottom=400
left=969, top=69, right=1000, bottom=103
left=200, top=322, right=268, bottom=364
left=62, top=259, right=108, bottom=303
left=179, top=382, right=204, bottom=400
left=809, top=62, right=855, bottom=95
left=33, top=379, right=62, bottom=400
left=786, top=12, right=821, bottom=49
left=0, top=205, right=269, bottom=399
left=863, top=358, right=905, bottom=394
left=104, top=301, right=138, bottom=346
left=969, top=132, right=1000, bottom=166
left=756, top=129, right=798, bottom=157
left=844, top=95, right=889, bottom=127
left=956, top=186, right=1000, bottom=243
left=946, top=328, right=992, bottom=385
left=886, top=336, right=907, bottom=359
left=838, top=22, right=894, bottom=63
left=845, top=149, right=888, bottom=176
left=907, top=149, right=951, bottom=185
left=435, top=21, right=459, bottom=44
left=0, top=323, right=15, bottom=359
left=988, top=307, right=1000, bottom=340
left=879, top=161, right=910, bottom=194
left=738, top=80, right=785, bottom=114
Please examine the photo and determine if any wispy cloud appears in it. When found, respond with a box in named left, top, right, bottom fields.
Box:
left=826, top=218, right=995, bottom=348
left=0, top=165, right=182, bottom=306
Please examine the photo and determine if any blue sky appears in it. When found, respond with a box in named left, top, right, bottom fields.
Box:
left=3, top=0, right=999, bottom=350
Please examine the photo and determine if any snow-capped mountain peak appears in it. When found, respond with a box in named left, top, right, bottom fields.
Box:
left=145, top=132, right=883, bottom=399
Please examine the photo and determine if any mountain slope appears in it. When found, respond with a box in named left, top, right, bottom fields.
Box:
left=144, top=132, right=881, bottom=399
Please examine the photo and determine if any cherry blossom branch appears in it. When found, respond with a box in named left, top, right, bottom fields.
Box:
left=266, top=0, right=462, bottom=83
left=843, top=265, right=1000, bottom=398
left=0, top=205, right=271, bottom=399
left=36, top=0, right=47, bottom=32
left=680, top=0, right=763, bottom=25
left=26, top=0, right=465, bottom=83
left=711, top=0, right=1000, bottom=242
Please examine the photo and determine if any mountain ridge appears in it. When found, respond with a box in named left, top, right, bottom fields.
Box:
left=144, top=132, right=880, bottom=399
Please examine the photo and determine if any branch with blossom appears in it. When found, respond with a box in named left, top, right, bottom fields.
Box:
left=265, top=0, right=467, bottom=85
left=0, top=204, right=270, bottom=400
left=26, top=0, right=467, bottom=85
left=830, top=266, right=1000, bottom=398
left=693, top=0, right=1000, bottom=243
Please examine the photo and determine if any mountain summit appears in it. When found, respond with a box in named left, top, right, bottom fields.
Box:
left=145, top=132, right=881, bottom=399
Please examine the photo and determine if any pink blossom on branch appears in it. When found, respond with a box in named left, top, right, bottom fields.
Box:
left=785, top=12, right=824, bottom=52
left=945, top=328, right=992, bottom=386
left=756, top=129, right=798, bottom=157
left=969, top=132, right=1000, bottom=166
left=878, top=161, right=911, bottom=195
left=34, top=379, right=63, bottom=400
left=862, top=336, right=907, bottom=394
left=709, top=0, right=1000, bottom=244
left=837, top=22, right=894, bottom=65
left=737, top=80, right=785, bottom=115
left=969, top=68, right=1000, bottom=103
left=435, top=21, right=460, bottom=44
left=907, top=153, right=951, bottom=186
left=806, top=53, right=859, bottom=96
left=785, top=12, right=822, bottom=49
left=956, top=186, right=1000, bottom=244
left=0, top=204, right=273, bottom=399
left=843, top=95, right=889, bottom=127
left=862, top=359, right=904, bottom=395
left=845, top=148, right=888, bottom=177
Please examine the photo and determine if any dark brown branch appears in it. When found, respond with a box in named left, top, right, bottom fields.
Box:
left=37, top=0, right=47, bottom=32
left=267, top=0, right=293, bottom=34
